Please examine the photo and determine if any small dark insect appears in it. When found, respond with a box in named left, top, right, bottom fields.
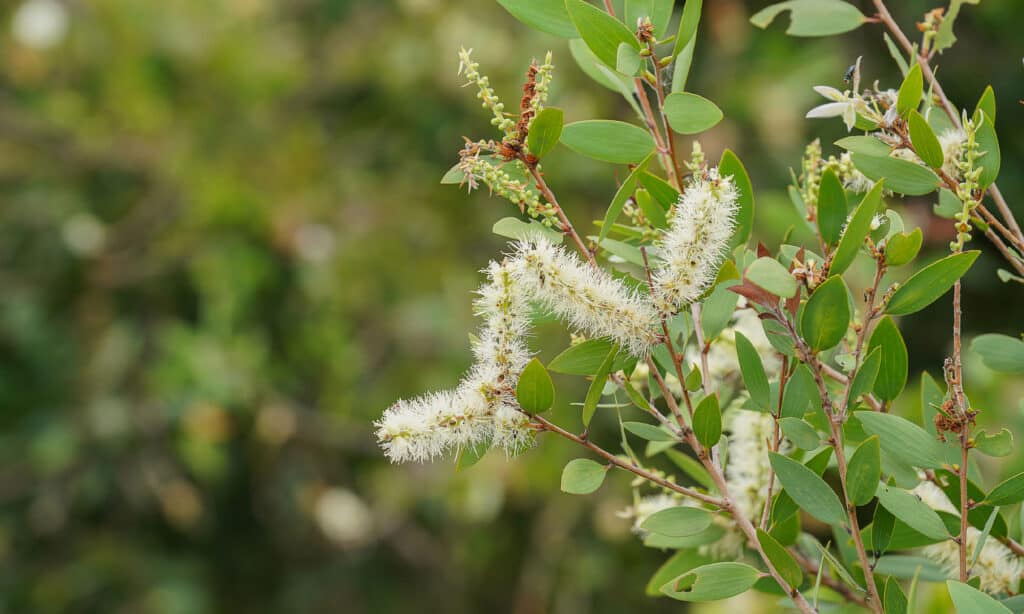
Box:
left=843, top=64, right=856, bottom=84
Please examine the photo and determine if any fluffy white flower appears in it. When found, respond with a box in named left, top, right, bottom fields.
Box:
left=913, top=481, right=1023, bottom=595
left=512, top=239, right=658, bottom=356
left=376, top=259, right=534, bottom=463
left=651, top=169, right=738, bottom=317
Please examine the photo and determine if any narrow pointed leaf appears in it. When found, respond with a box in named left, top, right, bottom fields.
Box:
left=886, top=251, right=980, bottom=316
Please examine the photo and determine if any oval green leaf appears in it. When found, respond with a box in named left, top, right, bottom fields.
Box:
left=886, top=251, right=980, bottom=316
left=560, top=458, right=607, bottom=494
left=876, top=483, right=949, bottom=540
left=719, top=149, right=754, bottom=246
left=757, top=528, right=803, bottom=588
left=692, top=394, right=722, bottom=448
left=527, top=107, right=564, bottom=159
left=971, top=333, right=1024, bottom=374
left=856, top=411, right=944, bottom=469
left=851, top=153, right=940, bottom=196
left=831, top=181, right=883, bottom=275
left=664, top=92, right=723, bottom=135
left=947, top=580, right=1012, bottom=613
left=885, top=228, right=923, bottom=267
left=801, top=275, right=850, bottom=352
left=642, top=506, right=713, bottom=537
left=561, top=120, right=655, bottom=164
left=897, top=63, right=923, bottom=117
left=817, top=168, right=847, bottom=245
left=909, top=109, right=943, bottom=168
left=661, top=562, right=760, bottom=602
left=736, top=331, right=771, bottom=411
left=746, top=256, right=797, bottom=298
left=516, top=357, right=555, bottom=413
left=846, top=436, right=881, bottom=506
left=868, top=316, right=908, bottom=401
left=769, top=452, right=847, bottom=526
left=750, top=0, right=866, bottom=37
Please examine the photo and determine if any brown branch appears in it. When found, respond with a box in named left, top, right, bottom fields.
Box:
left=524, top=162, right=595, bottom=266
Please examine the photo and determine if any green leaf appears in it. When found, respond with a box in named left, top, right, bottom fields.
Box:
left=851, top=153, right=940, bottom=196
left=976, top=85, right=997, bottom=123
left=985, top=472, right=1024, bottom=506
left=564, top=0, right=639, bottom=68
left=831, top=181, right=883, bottom=275
left=661, top=562, right=760, bottom=602
left=719, top=149, right=754, bottom=246
left=779, top=417, right=820, bottom=450
left=560, top=458, right=607, bottom=494
left=848, top=347, right=881, bottom=403
left=624, top=421, right=675, bottom=442
left=801, top=275, right=850, bottom=352
left=908, top=110, right=943, bottom=168
left=746, top=256, right=797, bottom=298
left=701, top=280, right=741, bottom=340
left=886, top=251, right=980, bottom=316
left=876, top=483, right=949, bottom=540
left=780, top=364, right=815, bottom=419
left=527, top=107, right=564, bottom=159
left=635, top=189, right=667, bottom=229
left=549, top=338, right=629, bottom=374
left=974, top=110, right=1000, bottom=188
left=693, top=394, right=722, bottom=448
left=736, top=331, right=771, bottom=411
left=497, top=0, right=578, bottom=38
left=672, top=0, right=703, bottom=58
left=975, top=428, right=1013, bottom=458
left=897, top=64, right=923, bottom=117
left=873, top=504, right=896, bottom=555
left=493, top=217, right=564, bottom=244
left=561, top=120, right=655, bottom=164
left=638, top=171, right=679, bottom=208
left=769, top=452, right=846, bottom=526
left=663, top=92, right=723, bottom=135
left=920, top=371, right=945, bottom=436
left=816, top=169, right=847, bottom=245
left=671, top=35, right=697, bottom=94
left=749, top=1, right=866, bottom=37
left=846, top=436, right=881, bottom=506
left=642, top=506, right=713, bottom=537
left=615, top=42, right=642, bottom=76
left=757, top=529, right=803, bottom=588
left=582, top=346, right=617, bottom=426
left=884, top=576, right=909, bottom=614
left=856, top=411, right=944, bottom=469
left=868, top=316, right=908, bottom=401
left=599, top=153, right=654, bottom=242
left=885, top=228, right=923, bottom=267
left=835, top=135, right=891, bottom=157
left=947, top=580, right=1012, bottom=614
left=516, top=358, right=555, bottom=413
left=971, top=334, right=1024, bottom=373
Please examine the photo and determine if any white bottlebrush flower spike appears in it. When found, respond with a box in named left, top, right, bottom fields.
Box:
left=376, top=259, right=533, bottom=463
left=651, top=168, right=738, bottom=317
left=512, top=239, right=658, bottom=356
left=938, top=128, right=968, bottom=180
left=913, top=481, right=1023, bottom=595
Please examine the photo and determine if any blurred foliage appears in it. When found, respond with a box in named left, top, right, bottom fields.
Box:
left=0, top=0, right=1023, bottom=612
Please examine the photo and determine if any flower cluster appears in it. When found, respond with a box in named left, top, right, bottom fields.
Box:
left=376, top=259, right=533, bottom=463
left=458, top=47, right=517, bottom=138
left=913, top=481, right=1023, bottom=594
left=651, top=169, right=738, bottom=317
left=513, top=239, right=659, bottom=356
left=806, top=58, right=900, bottom=132
left=378, top=238, right=662, bottom=462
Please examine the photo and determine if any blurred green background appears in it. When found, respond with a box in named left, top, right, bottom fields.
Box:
left=2, top=0, right=1023, bottom=612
